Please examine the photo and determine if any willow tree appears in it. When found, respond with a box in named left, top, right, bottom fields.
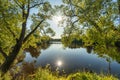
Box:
left=0, top=0, right=53, bottom=74
left=62, top=0, right=120, bottom=46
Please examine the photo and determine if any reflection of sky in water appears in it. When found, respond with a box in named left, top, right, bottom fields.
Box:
left=24, top=52, right=36, bottom=62
left=24, top=44, right=120, bottom=77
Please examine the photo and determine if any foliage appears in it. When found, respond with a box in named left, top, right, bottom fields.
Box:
left=61, top=0, right=120, bottom=47
left=0, top=0, right=120, bottom=78
left=0, top=0, right=55, bottom=74
left=61, top=34, right=83, bottom=48
left=0, top=68, right=118, bottom=80
left=0, top=0, right=21, bottom=54
left=40, top=35, right=51, bottom=43
left=0, top=71, right=12, bottom=80
left=67, top=72, right=118, bottom=80
left=93, top=44, right=120, bottom=64
left=61, top=0, right=120, bottom=65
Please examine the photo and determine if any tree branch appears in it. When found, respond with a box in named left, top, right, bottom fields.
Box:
left=89, top=20, right=102, bottom=33
left=72, top=19, right=79, bottom=25
left=26, top=0, right=30, bottom=20
left=14, top=0, right=22, bottom=9
left=2, top=13, right=16, bottom=38
left=23, top=19, right=45, bottom=43
left=17, top=4, right=27, bottom=44
left=30, top=3, right=44, bottom=9
left=0, top=47, right=7, bottom=59
left=69, top=0, right=102, bottom=32
left=68, top=19, right=79, bottom=35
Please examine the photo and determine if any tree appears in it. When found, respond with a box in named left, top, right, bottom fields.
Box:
left=0, top=0, right=52, bottom=74
left=62, top=0, right=120, bottom=46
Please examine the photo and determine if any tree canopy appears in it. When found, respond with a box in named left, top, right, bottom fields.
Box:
left=0, top=0, right=120, bottom=75
left=61, top=0, right=120, bottom=46
left=0, top=0, right=55, bottom=74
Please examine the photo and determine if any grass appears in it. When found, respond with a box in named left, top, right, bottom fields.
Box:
left=32, top=69, right=118, bottom=80
left=0, top=66, right=119, bottom=80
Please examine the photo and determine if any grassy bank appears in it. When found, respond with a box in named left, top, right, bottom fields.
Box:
left=0, top=68, right=118, bottom=80
left=30, top=69, right=118, bottom=80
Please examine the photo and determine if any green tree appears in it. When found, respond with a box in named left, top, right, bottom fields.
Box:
left=62, top=0, right=120, bottom=46
left=0, top=0, right=53, bottom=74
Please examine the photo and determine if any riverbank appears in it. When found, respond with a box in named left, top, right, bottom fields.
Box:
left=0, top=68, right=118, bottom=80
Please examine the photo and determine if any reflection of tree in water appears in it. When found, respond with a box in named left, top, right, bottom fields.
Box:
left=62, top=39, right=93, bottom=54
left=12, top=62, right=36, bottom=79
left=62, top=38, right=120, bottom=63
left=62, top=39, right=83, bottom=48
left=93, top=44, right=120, bottom=64
left=21, top=62, right=36, bottom=75
left=106, top=57, right=111, bottom=74
left=25, top=43, right=50, bottom=58
left=68, top=43, right=82, bottom=48
left=62, top=42, right=120, bottom=76
left=86, top=46, right=93, bottom=53
left=25, top=46, right=41, bottom=58
left=40, top=43, right=50, bottom=50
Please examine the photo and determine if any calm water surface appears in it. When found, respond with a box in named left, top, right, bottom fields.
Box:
left=23, top=43, right=120, bottom=77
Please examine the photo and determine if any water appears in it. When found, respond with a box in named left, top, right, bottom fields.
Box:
left=23, top=43, right=120, bottom=77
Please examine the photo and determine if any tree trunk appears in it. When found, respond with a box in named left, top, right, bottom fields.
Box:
left=0, top=42, right=22, bottom=74
left=0, top=20, right=26, bottom=74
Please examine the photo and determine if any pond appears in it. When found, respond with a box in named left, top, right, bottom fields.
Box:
left=23, top=43, right=120, bottom=77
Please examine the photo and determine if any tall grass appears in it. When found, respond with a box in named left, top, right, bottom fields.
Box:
left=24, top=68, right=118, bottom=80
left=0, top=68, right=119, bottom=80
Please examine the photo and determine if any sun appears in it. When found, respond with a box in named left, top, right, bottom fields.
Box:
left=52, top=15, right=63, bottom=24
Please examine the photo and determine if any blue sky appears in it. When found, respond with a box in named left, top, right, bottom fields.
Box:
left=27, top=0, right=64, bottom=39
left=28, top=0, right=119, bottom=39
left=50, top=0, right=63, bottom=6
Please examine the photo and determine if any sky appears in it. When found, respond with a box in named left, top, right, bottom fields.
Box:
left=48, top=0, right=64, bottom=39
left=27, top=0, right=64, bottom=39
left=49, top=0, right=63, bottom=6
left=28, top=0, right=119, bottom=39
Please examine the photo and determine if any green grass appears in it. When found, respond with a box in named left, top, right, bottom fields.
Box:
left=0, top=68, right=119, bottom=80
left=24, top=68, right=118, bottom=80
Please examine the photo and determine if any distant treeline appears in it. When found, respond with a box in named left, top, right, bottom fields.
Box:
left=50, top=39, right=61, bottom=42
